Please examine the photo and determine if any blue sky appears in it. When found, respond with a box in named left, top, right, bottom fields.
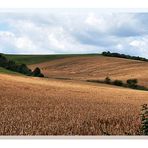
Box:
left=0, top=9, right=148, bottom=58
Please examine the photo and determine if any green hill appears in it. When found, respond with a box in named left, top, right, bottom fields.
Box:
left=0, top=67, right=20, bottom=75
left=5, top=54, right=98, bottom=65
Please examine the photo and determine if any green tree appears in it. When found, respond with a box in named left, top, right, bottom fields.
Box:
left=32, top=67, right=44, bottom=77
left=140, top=104, right=148, bottom=135
left=127, top=79, right=138, bottom=88
left=113, top=80, right=123, bottom=86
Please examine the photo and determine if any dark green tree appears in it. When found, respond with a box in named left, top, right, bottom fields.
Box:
left=113, top=80, right=123, bottom=86
left=127, top=79, right=138, bottom=88
left=0, top=54, right=44, bottom=77
left=32, top=67, right=44, bottom=77
left=140, top=104, right=148, bottom=135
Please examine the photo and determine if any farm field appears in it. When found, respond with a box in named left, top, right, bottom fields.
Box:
left=0, top=55, right=148, bottom=135
left=0, top=73, right=148, bottom=135
left=5, top=54, right=97, bottom=65
left=1, top=10, right=148, bottom=137
left=29, top=55, right=148, bottom=87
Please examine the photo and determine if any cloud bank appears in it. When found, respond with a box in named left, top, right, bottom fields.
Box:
left=0, top=10, right=148, bottom=58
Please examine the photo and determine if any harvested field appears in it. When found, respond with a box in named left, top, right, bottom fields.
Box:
left=29, top=56, right=148, bottom=87
left=0, top=74, right=148, bottom=135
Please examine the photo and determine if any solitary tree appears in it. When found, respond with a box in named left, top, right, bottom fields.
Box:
left=32, top=67, right=44, bottom=77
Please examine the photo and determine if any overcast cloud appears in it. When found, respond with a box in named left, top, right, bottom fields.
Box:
left=0, top=10, right=148, bottom=58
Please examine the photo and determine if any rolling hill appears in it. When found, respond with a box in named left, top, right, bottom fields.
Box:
left=0, top=73, right=148, bottom=135
left=0, top=67, right=20, bottom=75
left=5, top=54, right=97, bottom=65
left=29, top=55, right=148, bottom=87
left=0, top=54, right=148, bottom=135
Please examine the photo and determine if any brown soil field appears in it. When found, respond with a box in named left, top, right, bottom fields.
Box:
left=0, top=73, right=148, bottom=135
left=29, top=56, right=148, bottom=87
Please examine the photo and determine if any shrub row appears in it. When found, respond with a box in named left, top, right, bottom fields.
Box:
left=104, top=77, right=138, bottom=88
left=102, top=51, right=148, bottom=62
left=0, top=53, right=44, bottom=77
left=87, top=77, right=148, bottom=91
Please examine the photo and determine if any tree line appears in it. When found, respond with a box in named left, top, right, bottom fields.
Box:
left=0, top=53, right=44, bottom=77
left=87, top=77, right=148, bottom=91
left=102, top=51, right=148, bottom=62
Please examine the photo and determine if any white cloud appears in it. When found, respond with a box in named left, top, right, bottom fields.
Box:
left=48, top=34, right=64, bottom=49
left=85, top=13, right=105, bottom=27
left=15, top=37, right=36, bottom=50
left=0, top=10, right=148, bottom=57
left=130, top=40, right=147, bottom=47
left=0, top=31, right=15, bottom=38
left=116, top=44, right=123, bottom=50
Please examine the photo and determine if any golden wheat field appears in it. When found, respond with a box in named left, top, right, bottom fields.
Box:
left=30, top=56, right=148, bottom=87
left=0, top=72, right=148, bottom=135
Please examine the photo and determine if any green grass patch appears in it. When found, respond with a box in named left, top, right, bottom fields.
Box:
left=5, top=54, right=99, bottom=65
left=0, top=67, right=21, bottom=75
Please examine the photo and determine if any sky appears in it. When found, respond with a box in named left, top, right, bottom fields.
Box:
left=0, top=9, right=148, bottom=58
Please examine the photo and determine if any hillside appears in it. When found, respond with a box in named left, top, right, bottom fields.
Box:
left=0, top=55, right=148, bottom=135
left=0, top=54, right=44, bottom=77
left=0, top=73, right=148, bottom=135
left=5, top=54, right=97, bottom=65
left=0, top=67, right=20, bottom=75
left=1, top=54, right=148, bottom=135
left=4, top=54, right=148, bottom=88
left=29, top=55, right=148, bottom=87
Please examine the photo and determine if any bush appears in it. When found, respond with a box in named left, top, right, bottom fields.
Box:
left=32, top=67, right=44, bottom=77
left=17, top=64, right=32, bottom=75
left=127, top=79, right=138, bottom=88
left=113, top=80, right=123, bottom=86
left=140, top=104, right=148, bottom=135
left=87, top=77, right=148, bottom=91
left=104, top=76, right=111, bottom=84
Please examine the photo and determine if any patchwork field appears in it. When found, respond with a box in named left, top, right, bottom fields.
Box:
left=0, top=73, right=148, bottom=135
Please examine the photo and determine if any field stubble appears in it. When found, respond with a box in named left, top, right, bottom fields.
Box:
left=0, top=74, right=148, bottom=135
left=29, top=56, right=148, bottom=87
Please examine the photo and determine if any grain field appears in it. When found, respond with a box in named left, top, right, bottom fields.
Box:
left=0, top=73, right=148, bottom=135
left=29, top=56, right=148, bottom=87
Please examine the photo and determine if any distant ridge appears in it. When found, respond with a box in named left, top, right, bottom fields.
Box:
left=102, top=51, right=148, bottom=62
